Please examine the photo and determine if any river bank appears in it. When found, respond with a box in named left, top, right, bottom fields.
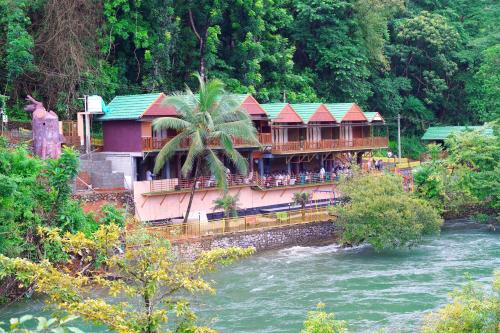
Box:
left=1, top=225, right=498, bottom=333
left=171, top=216, right=496, bottom=259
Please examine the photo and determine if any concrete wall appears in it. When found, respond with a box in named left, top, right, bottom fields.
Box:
left=134, top=181, right=337, bottom=221
left=102, top=152, right=140, bottom=188
left=103, top=120, right=142, bottom=152
left=172, top=221, right=338, bottom=260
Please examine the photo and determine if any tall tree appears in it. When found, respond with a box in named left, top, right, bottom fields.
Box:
left=153, top=74, right=259, bottom=223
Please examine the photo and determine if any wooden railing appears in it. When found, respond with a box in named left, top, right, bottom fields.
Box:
left=138, top=207, right=334, bottom=241
left=142, top=135, right=388, bottom=152
left=259, top=132, right=272, bottom=144
left=149, top=174, right=253, bottom=193
left=272, top=136, right=388, bottom=153
left=147, top=171, right=342, bottom=194
left=142, top=135, right=268, bottom=151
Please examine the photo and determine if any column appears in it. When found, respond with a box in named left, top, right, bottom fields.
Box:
left=249, top=151, right=254, bottom=174
left=287, top=160, right=292, bottom=174
left=258, top=158, right=264, bottom=176
left=165, top=160, right=171, bottom=178
left=176, top=154, right=181, bottom=178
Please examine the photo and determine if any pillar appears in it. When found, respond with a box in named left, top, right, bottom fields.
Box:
left=287, top=161, right=291, bottom=174
left=165, top=160, right=171, bottom=178
left=249, top=151, right=254, bottom=174
left=176, top=154, right=181, bottom=178
left=320, top=155, right=324, bottom=168
left=258, top=158, right=264, bottom=176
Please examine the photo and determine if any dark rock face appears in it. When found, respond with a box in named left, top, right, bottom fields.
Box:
left=25, top=95, right=63, bottom=159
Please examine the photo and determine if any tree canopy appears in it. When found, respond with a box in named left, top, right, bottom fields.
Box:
left=335, top=172, right=443, bottom=251
left=0, top=0, right=498, bottom=133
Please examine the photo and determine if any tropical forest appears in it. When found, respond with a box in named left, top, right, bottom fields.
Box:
left=0, top=0, right=499, bottom=332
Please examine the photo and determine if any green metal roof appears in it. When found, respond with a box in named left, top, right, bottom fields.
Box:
left=290, top=103, right=322, bottom=123
left=99, top=93, right=161, bottom=120
left=324, top=103, right=354, bottom=121
left=260, top=103, right=288, bottom=120
left=364, top=112, right=376, bottom=121
left=421, top=126, right=491, bottom=141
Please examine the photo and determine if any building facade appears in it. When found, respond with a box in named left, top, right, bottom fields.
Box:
left=98, top=93, right=388, bottom=183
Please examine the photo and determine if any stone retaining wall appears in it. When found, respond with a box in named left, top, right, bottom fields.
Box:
left=172, top=221, right=338, bottom=259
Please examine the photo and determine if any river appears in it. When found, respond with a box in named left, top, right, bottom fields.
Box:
left=1, top=223, right=498, bottom=332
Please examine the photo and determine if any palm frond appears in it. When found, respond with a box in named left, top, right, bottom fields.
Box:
left=154, top=133, right=185, bottom=174
left=200, top=78, right=225, bottom=114
left=219, top=134, right=248, bottom=175
left=214, top=120, right=259, bottom=145
left=153, top=117, right=191, bottom=131
left=205, top=149, right=227, bottom=190
left=181, top=131, right=204, bottom=177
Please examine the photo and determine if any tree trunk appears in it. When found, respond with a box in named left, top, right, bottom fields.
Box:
left=301, top=205, right=306, bottom=221
left=183, top=158, right=201, bottom=225
left=224, top=211, right=230, bottom=232
left=189, top=9, right=207, bottom=82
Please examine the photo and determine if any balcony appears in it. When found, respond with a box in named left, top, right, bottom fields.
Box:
left=146, top=172, right=338, bottom=194
left=142, top=134, right=387, bottom=153
left=142, top=133, right=273, bottom=151
left=271, top=136, right=388, bottom=154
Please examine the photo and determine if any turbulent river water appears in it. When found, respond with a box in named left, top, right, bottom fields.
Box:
left=1, top=223, right=499, bottom=332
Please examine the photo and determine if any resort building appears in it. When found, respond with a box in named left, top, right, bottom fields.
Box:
left=421, top=125, right=491, bottom=144
left=96, top=93, right=389, bottom=221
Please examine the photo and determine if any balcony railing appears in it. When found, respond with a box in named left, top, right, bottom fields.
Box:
left=142, top=135, right=388, bottom=152
left=147, top=171, right=343, bottom=194
left=272, top=136, right=388, bottom=153
left=149, top=174, right=254, bottom=193
left=142, top=135, right=269, bottom=151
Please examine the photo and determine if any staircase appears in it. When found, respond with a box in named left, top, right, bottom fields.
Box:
left=79, top=153, right=125, bottom=190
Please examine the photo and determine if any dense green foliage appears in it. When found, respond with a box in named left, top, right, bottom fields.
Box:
left=0, top=1, right=497, bottom=136
left=301, top=303, right=347, bottom=333
left=0, top=141, right=96, bottom=261
left=336, top=173, right=442, bottom=251
left=414, top=126, right=499, bottom=217
left=421, top=271, right=499, bottom=333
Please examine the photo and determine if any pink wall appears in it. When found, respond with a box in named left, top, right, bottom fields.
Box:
left=133, top=181, right=338, bottom=221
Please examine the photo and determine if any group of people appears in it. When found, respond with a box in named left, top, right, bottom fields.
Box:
left=366, top=158, right=385, bottom=171
left=262, top=162, right=354, bottom=188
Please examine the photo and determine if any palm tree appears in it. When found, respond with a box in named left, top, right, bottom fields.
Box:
left=213, top=192, right=241, bottom=231
left=292, top=191, right=311, bottom=220
left=153, top=74, right=259, bottom=223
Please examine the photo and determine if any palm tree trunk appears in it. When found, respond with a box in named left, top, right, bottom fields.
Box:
left=224, top=210, right=230, bottom=232
left=301, top=205, right=306, bottom=221
left=183, top=158, right=201, bottom=226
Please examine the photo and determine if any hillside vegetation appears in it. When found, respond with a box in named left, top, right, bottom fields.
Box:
left=0, top=0, right=498, bottom=134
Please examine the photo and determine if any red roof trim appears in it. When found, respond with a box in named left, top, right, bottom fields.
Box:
left=274, top=104, right=303, bottom=123
left=241, top=95, right=267, bottom=116
left=141, top=93, right=178, bottom=118
left=342, top=104, right=368, bottom=122
left=309, top=104, right=337, bottom=123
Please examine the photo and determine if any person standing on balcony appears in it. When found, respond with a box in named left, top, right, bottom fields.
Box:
left=146, top=170, right=153, bottom=181
left=320, top=166, right=326, bottom=181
